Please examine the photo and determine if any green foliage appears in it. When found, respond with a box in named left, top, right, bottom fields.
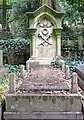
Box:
left=4, top=64, right=19, bottom=72
left=55, top=0, right=84, bottom=40
left=61, top=39, right=84, bottom=60
left=51, top=57, right=84, bottom=72
left=65, top=59, right=84, bottom=71
left=8, top=0, right=41, bottom=37
left=61, top=24, right=78, bottom=40
left=0, top=64, right=20, bottom=93
left=51, top=56, right=64, bottom=68
left=0, top=38, right=29, bottom=55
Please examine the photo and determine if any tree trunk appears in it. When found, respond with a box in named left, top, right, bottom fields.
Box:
left=2, top=0, right=6, bottom=31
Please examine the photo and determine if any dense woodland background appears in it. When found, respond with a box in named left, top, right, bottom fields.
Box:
left=0, top=0, right=84, bottom=64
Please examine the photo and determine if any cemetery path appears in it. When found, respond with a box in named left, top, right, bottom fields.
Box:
left=17, top=67, right=71, bottom=94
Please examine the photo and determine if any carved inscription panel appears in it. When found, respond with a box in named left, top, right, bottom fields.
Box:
left=36, top=18, right=54, bottom=58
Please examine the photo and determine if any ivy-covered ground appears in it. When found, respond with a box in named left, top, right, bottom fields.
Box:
left=51, top=58, right=84, bottom=72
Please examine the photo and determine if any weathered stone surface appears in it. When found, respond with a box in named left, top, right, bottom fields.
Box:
left=19, top=65, right=25, bottom=79
left=26, top=60, right=29, bottom=72
left=75, top=64, right=84, bottom=81
left=18, top=67, right=70, bottom=91
left=75, top=64, right=84, bottom=90
left=65, top=65, right=70, bottom=79
left=27, top=5, right=64, bottom=65
left=0, top=67, right=8, bottom=80
left=71, top=72, right=78, bottom=93
left=9, top=73, right=16, bottom=94
left=4, top=94, right=83, bottom=120
left=5, top=94, right=82, bottom=112
left=4, top=111, right=83, bottom=120
left=4, top=4, right=84, bottom=120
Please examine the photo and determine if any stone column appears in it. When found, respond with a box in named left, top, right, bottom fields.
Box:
left=30, top=34, right=33, bottom=57
left=20, top=65, right=25, bottom=79
left=0, top=50, right=3, bottom=67
left=29, top=29, right=36, bottom=58
left=65, top=65, right=70, bottom=79
left=9, top=73, right=16, bottom=94
left=56, top=33, right=61, bottom=56
left=71, top=72, right=78, bottom=93
left=26, top=60, right=29, bottom=72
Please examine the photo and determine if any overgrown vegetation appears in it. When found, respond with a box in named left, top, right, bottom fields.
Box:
left=0, top=64, right=20, bottom=93
left=0, top=38, right=29, bottom=55
left=51, top=57, right=84, bottom=72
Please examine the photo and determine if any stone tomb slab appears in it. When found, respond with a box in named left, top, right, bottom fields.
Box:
left=75, top=64, right=84, bottom=81
left=18, top=67, right=70, bottom=92
left=75, top=64, right=84, bottom=91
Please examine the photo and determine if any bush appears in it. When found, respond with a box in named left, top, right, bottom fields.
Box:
left=0, top=37, right=29, bottom=55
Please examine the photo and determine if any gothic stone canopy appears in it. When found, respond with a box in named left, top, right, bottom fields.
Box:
left=26, top=5, right=64, bottom=30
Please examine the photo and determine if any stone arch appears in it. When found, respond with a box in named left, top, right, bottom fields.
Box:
left=34, top=12, right=57, bottom=28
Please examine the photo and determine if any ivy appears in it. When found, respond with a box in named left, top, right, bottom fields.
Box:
left=0, top=37, right=30, bottom=55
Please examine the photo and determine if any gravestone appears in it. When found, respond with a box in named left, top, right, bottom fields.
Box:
left=27, top=5, right=64, bottom=66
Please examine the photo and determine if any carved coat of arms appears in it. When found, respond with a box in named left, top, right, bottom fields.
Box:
left=37, top=19, right=53, bottom=46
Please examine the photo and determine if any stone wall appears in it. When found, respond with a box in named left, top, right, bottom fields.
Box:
left=4, top=94, right=83, bottom=120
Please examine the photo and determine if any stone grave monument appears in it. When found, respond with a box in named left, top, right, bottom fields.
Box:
left=4, top=4, right=84, bottom=120
left=27, top=4, right=64, bottom=66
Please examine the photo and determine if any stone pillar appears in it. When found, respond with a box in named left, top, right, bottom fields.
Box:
left=56, top=33, right=61, bottom=56
left=61, top=61, right=65, bottom=73
left=26, top=60, right=29, bottom=72
left=30, top=34, right=33, bottom=57
left=20, top=65, right=25, bottom=79
left=65, top=65, right=70, bottom=79
left=29, top=30, right=36, bottom=58
left=9, top=73, right=16, bottom=94
left=0, top=50, right=3, bottom=67
left=71, top=72, right=78, bottom=93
